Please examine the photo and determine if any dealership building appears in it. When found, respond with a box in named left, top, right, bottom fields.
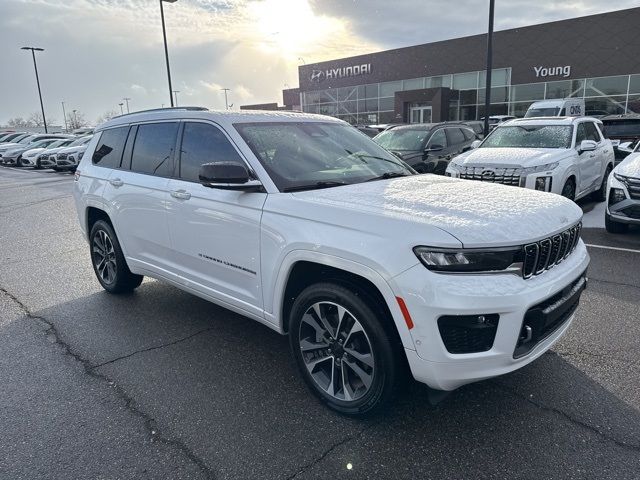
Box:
left=249, top=7, right=640, bottom=125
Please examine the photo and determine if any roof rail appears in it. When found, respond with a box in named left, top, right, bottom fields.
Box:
left=113, top=106, right=209, bottom=119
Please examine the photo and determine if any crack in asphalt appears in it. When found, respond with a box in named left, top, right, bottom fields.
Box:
left=91, top=327, right=215, bottom=369
left=0, top=194, right=72, bottom=212
left=284, top=421, right=380, bottom=480
left=588, top=277, right=640, bottom=290
left=0, top=285, right=217, bottom=479
left=492, top=382, right=640, bottom=453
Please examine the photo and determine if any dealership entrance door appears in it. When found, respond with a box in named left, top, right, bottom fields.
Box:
left=410, top=105, right=432, bottom=123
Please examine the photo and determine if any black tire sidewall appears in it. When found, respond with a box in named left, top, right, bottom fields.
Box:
left=289, top=282, right=399, bottom=415
left=594, top=165, right=612, bottom=202
left=562, top=179, right=576, bottom=200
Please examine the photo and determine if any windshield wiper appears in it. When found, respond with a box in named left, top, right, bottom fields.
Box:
left=365, top=171, right=410, bottom=182
left=282, top=181, right=350, bottom=192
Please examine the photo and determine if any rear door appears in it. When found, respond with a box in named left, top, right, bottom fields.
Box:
left=165, top=121, right=266, bottom=315
left=102, top=121, right=178, bottom=276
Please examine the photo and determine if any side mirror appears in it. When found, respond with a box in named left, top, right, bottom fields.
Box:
left=425, top=144, right=443, bottom=153
left=470, top=140, right=481, bottom=149
left=199, top=162, right=263, bottom=191
left=578, top=140, right=597, bottom=153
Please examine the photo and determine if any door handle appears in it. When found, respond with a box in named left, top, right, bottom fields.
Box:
left=170, top=189, right=191, bottom=200
left=109, top=178, right=124, bottom=187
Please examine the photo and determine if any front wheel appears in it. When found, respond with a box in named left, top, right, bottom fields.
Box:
left=89, top=220, right=143, bottom=293
left=593, top=165, right=612, bottom=202
left=561, top=179, right=576, bottom=201
left=289, top=283, right=401, bottom=415
left=605, top=212, right=629, bottom=234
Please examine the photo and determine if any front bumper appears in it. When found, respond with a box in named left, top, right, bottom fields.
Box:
left=393, top=241, right=590, bottom=390
left=607, top=174, right=640, bottom=224
left=21, top=156, right=37, bottom=166
left=40, top=156, right=57, bottom=167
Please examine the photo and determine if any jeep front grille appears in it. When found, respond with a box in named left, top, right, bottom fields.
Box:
left=522, top=223, right=582, bottom=279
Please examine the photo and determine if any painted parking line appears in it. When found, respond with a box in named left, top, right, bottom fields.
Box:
left=585, top=243, right=640, bottom=254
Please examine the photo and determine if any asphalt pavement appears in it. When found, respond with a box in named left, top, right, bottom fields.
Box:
left=1, top=167, right=639, bottom=480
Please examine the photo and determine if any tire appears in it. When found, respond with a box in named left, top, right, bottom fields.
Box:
left=561, top=178, right=576, bottom=201
left=34, top=159, right=41, bottom=170
left=89, top=220, right=143, bottom=293
left=289, top=282, right=401, bottom=415
left=16, top=156, right=23, bottom=167
left=52, top=166, right=60, bottom=172
left=605, top=212, right=629, bottom=234
left=593, top=164, right=612, bottom=202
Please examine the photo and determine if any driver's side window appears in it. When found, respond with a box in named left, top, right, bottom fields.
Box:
left=427, top=129, right=447, bottom=148
left=179, top=122, right=244, bottom=183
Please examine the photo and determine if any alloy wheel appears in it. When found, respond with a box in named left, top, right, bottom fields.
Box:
left=298, top=301, right=375, bottom=402
left=92, top=229, right=117, bottom=284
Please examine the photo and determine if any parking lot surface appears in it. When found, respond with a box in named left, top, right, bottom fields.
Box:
left=1, top=167, right=639, bottom=479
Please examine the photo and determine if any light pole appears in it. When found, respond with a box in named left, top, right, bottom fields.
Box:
left=119, top=103, right=124, bottom=115
left=482, top=0, right=495, bottom=137
left=123, top=97, right=131, bottom=113
left=72, top=109, right=78, bottom=129
left=21, top=46, right=47, bottom=133
left=159, top=0, right=178, bottom=107
left=221, top=88, right=230, bottom=110
left=172, top=90, right=180, bottom=106
left=61, top=101, right=68, bottom=132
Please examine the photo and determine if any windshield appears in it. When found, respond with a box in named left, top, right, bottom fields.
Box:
left=481, top=125, right=573, bottom=148
left=373, top=128, right=429, bottom=151
left=69, top=136, right=92, bottom=147
left=47, top=139, right=72, bottom=149
left=235, top=122, right=412, bottom=191
left=525, top=107, right=561, bottom=117
left=17, top=135, right=37, bottom=145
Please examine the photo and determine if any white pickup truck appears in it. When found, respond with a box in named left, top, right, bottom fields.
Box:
left=446, top=117, right=615, bottom=202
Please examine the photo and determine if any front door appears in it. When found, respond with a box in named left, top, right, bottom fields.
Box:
left=410, top=105, right=432, bottom=124
left=165, top=121, right=266, bottom=316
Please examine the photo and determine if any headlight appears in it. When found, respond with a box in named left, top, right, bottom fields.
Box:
left=413, top=246, right=521, bottom=273
left=613, top=173, right=627, bottom=183
left=522, top=162, right=559, bottom=175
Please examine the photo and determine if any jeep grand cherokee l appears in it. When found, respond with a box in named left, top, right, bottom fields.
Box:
left=73, top=107, right=589, bottom=415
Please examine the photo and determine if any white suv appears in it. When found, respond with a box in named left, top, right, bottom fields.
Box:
left=606, top=141, right=640, bottom=233
left=446, top=117, right=614, bottom=201
left=73, top=108, right=589, bottom=414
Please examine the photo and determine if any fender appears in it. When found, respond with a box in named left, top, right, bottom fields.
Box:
left=267, top=249, right=417, bottom=350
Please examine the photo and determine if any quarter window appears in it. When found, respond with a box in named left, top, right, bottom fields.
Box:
left=179, top=122, right=244, bottom=183
left=92, top=127, right=129, bottom=168
left=130, top=122, right=179, bottom=176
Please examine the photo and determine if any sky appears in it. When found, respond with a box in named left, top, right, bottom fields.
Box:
left=0, top=0, right=637, bottom=126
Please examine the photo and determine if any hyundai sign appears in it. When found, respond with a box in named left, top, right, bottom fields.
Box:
left=310, top=64, right=372, bottom=83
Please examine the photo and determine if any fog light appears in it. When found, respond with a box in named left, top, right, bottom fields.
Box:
left=535, top=176, right=552, bottom=192
left=609, top=188, right=626, bottom=205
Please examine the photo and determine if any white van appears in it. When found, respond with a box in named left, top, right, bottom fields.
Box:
left=525, top=99, right=585, bottom=118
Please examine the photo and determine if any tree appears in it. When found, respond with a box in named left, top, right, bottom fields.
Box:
left=27, top=112, right=56, bottom=128
left=6, top=117, right=33, bottom=128
left=96, top=109, right=119, bottom=125
left=66, top=110, right=88, bottom=130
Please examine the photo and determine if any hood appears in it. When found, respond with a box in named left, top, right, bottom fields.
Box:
left=615, top=153, right=640, bottom=179
left=291, top=175, right=582, bottom=247
left=23, top=147, right=45, bottom=157
left=59, top=145, right=86, bottom=154
left=0, top=142, right=22, bottom=152
left=453, top=147, right=571, bottom=168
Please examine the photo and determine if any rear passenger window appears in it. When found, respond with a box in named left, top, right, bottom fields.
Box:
left=427, top=129, right=447, bottom=148
left=446, top=128, right=466, bottom=145
left=179, top=122, right=244, bottom=183
left=130, top=122, right=179, bottom=177
left=461, top=128, right=475, bottom=141
left=92, top=127, right=129, bottom=167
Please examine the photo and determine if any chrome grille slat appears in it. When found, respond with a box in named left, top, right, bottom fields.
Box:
left=521, top=223, right=581, bottom=279
left=459, top=166, right=522, bottom=187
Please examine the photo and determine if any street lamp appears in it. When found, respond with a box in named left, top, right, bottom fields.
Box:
left=221, top=88, right=230, bottom=110
left=21, top=46, right=47, bottom=133
left=119, top=103, right=124, bottom=115
left=61, top=101, right=68, bottom=132
left=172, top=90, right=180, bottom=107
left=123, top=97, right=131, bottom=113
left=482, top=0, right=495, bottom=137
left=159, top=0, right=178, bottom=107
left=72, top=109, right=78, bottom=129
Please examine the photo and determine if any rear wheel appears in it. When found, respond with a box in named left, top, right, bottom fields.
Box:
left=561, top=178, right=576, bottom=201
left=89, top=220, right=143, bottom=293
left=593, top=164, right=612, bottom=202
left=34, top=159, right=42, bottom=169
left=16, top=156, right=23, bottom=167
left=605, top=212, right=629, bottom=234
left=289, top=282, right=401, bottom=415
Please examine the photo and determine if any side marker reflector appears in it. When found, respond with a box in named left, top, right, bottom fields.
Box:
left=396, top=297, right=414, bottom=330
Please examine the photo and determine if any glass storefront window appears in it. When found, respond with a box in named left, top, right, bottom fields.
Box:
left=509, top=101, right=534, bottom=117
left=426, top=75, right=451, bottom=88
left=545, top=79, right=585, bottom=99
left=459, top=105, right=477, bottom=120
left=379, top=81, right=402, bottom=97
left=510, top=83, right=545, bottom=102
left=459, top=90, right=477, bottom=105
left=337, top=86, right=357, bottom=101
left=478, top=86, right=509, bottom=103
left=629, top=75, right=640, bottom=94
left=403, top=78, right=424, bottom=91
left=358, top=83, right=379, bottom=99
left=379, top=97, right=395, bottom=111
left=585, top=96, right=626, bottom=115
left=453, top=71, right=478, bottom=90
left=479, top=68, right=510, bottom=87
left=585, top=76, right=629, bottom=97
left=338, top=100, right=357, bottom=114
left=318, top=104, right=336, bottom=116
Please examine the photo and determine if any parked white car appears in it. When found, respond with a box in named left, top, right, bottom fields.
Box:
left=21, top=138, right=75, bottom=167
left=53, top=136, right=93, bottom=171
left=447, top=117, right=615, bottom=201
left=525, top=99, right=585, bottom=118
left=73, top=108, right=589, bottom=414
left=606, top=142, right=640, bottom=233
